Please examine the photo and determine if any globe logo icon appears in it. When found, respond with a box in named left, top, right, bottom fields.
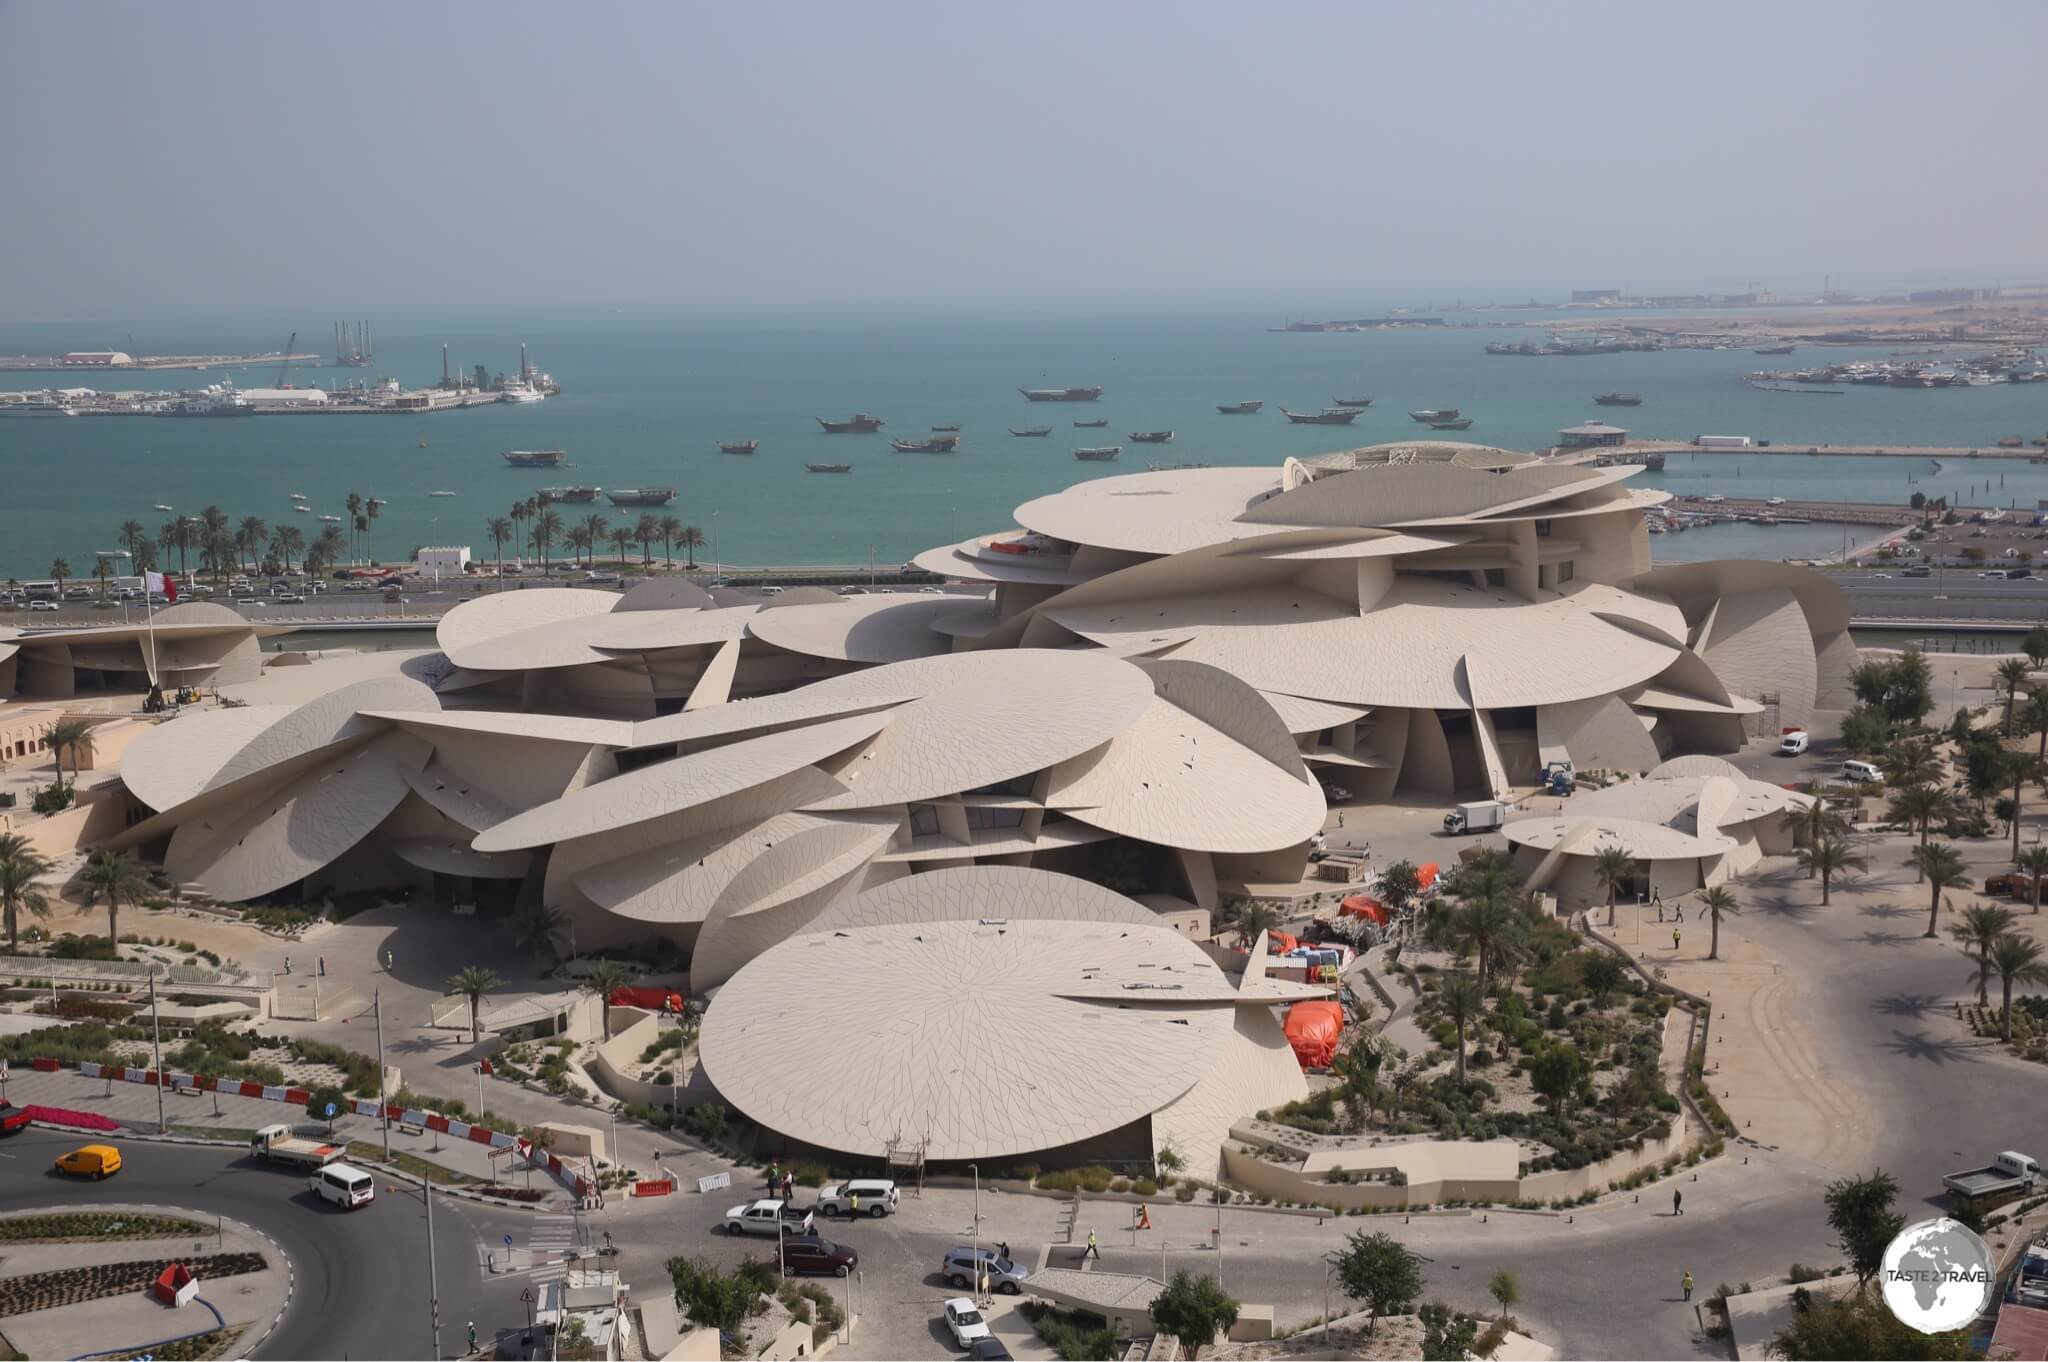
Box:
left=1880, top=1218, right=1995, bottom=1334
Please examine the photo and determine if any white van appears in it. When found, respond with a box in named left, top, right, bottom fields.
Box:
left=1842, top=759, right=1883, bottom=784
left=311, top=1161, right=376, bottom=1209
left=1778, top=731, right=1809, bottom=756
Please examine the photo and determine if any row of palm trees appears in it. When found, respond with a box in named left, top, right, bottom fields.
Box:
left=1584, top=847, right=1743, bottom=960
left=448, top=902, right=641, bottom=1044
left=1950, top=904, right=2048, bottom=1042
left=58, top=508, right=368, bottom=591
left=485, top=498, right=706, bottom=577
left=0, top=835, right=151, bottom=955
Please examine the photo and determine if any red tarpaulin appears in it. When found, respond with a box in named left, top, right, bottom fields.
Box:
left=1416, top=862, right=1440, bottom=890
left=1339, top=895, right=1389, bottom=924
left=1284, top=1000, right=1345, bottom=1068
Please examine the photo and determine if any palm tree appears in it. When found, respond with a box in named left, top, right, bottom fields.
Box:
left=272, top=523, right=305, bottom=573
left=509, top=501, right=530, bottom=562
left=2021, top=846, right=2048, bottom=914
left=1880, top=740, right=1943, bottom=790
left=313, top=525, right=346, bottom=575
left=566, top=524, right=592, bottom=566
left=352, top=514, right=369, bottom=564
left=117, top=518, right=147, bottom=560
left=634, top=514, right=659, bottom=567
left=44, top=716, right=94, bottom=783
left=1438, top=972, right=1485, bottom=1084
left=2006, top=750, right=2043, bottom=860
left=75, top=849, right=147, bottom=955
left=1997, top=658, right=2033, bottom=735
left=1794, top=798, right=1851, bottom=876
left=1951, top=904, right=2019, bottom=1005
left=679, top=525, right=705, bottom=570
left=237, top=515, right=268, bottom=572
left=486, top=517, right=512, bottom=582
left=511, top=902, right=567, bottom=969
left=657, top=515, right=683, bottom=566
left=158, top=518, right=191, bottom=580
left=1453, top=890, right=1522, bottom=991
left=198, top=505, right=229, bottom=577
left=1798, top=835, right=1864, bottom=905
left=48, top=559, right=71, bottom=599
left=365, top=497, right=382, bottom=565
left=448, top=965, right=502, bottom=1044
left=1234, top=901, right=1281, bottom=946
left=534, top=510, right=561, bottom=571
left=1888, top=784, right=1955, bottom=870
left=1986, top=933, right=2048, bottom=1043
left=1699, top=885, right=1740, bottom=961
left=608, top=526, right=634, bottom=567
left=92, top=553, right=116, bottom=603
left=579, top=960, right=632, bottom=1039
left=2024, top=687, right=2048, bottom=766
left=1913, top=842, right=1970, bottom=938
left=345, top=493, right=364, bottom=563
left=1592, top=846, right=1635, bottom=927
left=0, top=834, right=54, bottom=951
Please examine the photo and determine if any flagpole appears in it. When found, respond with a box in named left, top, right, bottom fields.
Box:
left=145, top=575, right=159, bottom=696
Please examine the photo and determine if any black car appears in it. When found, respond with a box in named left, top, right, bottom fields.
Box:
left=779, top=1234, right=858, bottom=1277
left=968, top=1340, right=1015, bottom=1361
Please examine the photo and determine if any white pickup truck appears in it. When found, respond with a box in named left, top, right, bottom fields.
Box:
left=250, top=1124, right=347, bottom=1169
left=721, top=1199, right=814, bottom=1237
left=1943, top=1150, right=2040, bottom=1203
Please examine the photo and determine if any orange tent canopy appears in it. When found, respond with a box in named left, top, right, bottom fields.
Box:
left=1284, top=1000, right=1345, bottom=1068
left=1416, top=862, right=1440, bottom=889
left=1339, top=895, right=1388, bottom=924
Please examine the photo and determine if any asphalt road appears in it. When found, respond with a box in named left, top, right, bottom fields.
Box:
left=0, top=1129, right=534, bottom=1360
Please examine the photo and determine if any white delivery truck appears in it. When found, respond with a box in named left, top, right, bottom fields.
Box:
left=1695, top=434, right=1754, bottom=449
left=250, top=1124, right=347, bottom=1168
left=1443, top=800, right=1508, bottom=835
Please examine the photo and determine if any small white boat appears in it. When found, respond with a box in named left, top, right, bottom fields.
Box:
left=152, top=503, right=173, bottom=511
left=293, top=505, right=312, bottom=514
left=318, top=513, right=342, bottom=522
left=429, top=490, right=457, bottom=497
left=288, top=491, right=307, bottom=499
left=1765, top=496, right=1787, bottom=506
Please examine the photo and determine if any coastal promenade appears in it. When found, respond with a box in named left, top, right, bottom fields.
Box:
left=1611, top=439, right=2045, bottom=460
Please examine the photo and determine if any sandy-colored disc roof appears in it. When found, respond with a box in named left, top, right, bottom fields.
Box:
left=473, top=708, right=891, bottom=852
left=118, top=704, right=294, bottom=811
left=700, top=915, right=1234, bottom=1160
left=436, top=588, right=617, bottom=669
left=806, top=865, right=1160, bottom=934
left=1050, top=577, right=1680, bottom=710
left=743, top=594, right=960, bottom=664
left=792, top=650, right=1157, bottom=808
left=626, top=691, right=915, bottom=751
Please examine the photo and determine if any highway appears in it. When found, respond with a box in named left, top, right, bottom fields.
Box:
left=0, top=1129, right=536, bottom=1360
left=1831, top=569, right=2048, bottom=625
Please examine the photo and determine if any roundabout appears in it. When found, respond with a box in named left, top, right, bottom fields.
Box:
left=0, top=1128, right=537, bottom=1360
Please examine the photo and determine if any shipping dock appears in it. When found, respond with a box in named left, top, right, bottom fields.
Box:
left=0, top=348, right=319, bottom=372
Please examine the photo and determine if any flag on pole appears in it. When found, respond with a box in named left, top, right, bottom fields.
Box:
left=144, top=570, right=177, bottom=603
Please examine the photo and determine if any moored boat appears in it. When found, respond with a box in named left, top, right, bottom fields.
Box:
left=502, top=449, right=568, bottom=467
left=1074, top=446, right=1122, bottom=461
left=1215, top=400, right=1263, bottom=414
left=1430, top=417, right=1474, bottom=430
left=717, top=439, right=759, bottom=454
left=931, top=424, right=961, bottom=432
left=1074, top=419, right=1109, bottom=428
left=1332, top=396, right=1373, bottom=408
left=1129, top=430, right=1174, bottom=444
left=1594, top=392, right=1642, bottom=406
left=1281, top=407, right=1363, bottom=425
left=429, top=490, right=457, bottom=498
left=890, top=435, right=960, bottom=453
left=806, top=463, right=853, bottom=473
left=606, top=487, right=677, bottom=507
left=1010, top=426, right=1053, bottom=437
left=1019, top=385, right=1104, bottom=402
left=1408, top=408, right=1458, bottom=423
left=816, top=413, right=884, bottom=433
left=540, top=485, right=601, bottom=503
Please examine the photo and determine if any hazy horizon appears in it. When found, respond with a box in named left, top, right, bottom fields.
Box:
left=6, top=0, right=2046, bottom=317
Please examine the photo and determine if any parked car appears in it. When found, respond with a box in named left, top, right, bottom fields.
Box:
left=1777, top=731, right=1809, bottom=756
left=721, top=1199, right=813, bottom=1236
left=55, top=1144, right=123, bottom=1179
left=273, top=593, right=305, bottom=604
left=943, top=1298, right=991, bottom=1350
left=27, top=600, right=58, bottom=612
left=777, top=1234, right=857, bottom=1277
left=0, top=1101, right=31, bottom=1136
left=968, top=1341, right=1015, bottom=1361
left=941, top=1246, right=1031, bottom=1295
left=817, top=1179, right=900, bottom=1218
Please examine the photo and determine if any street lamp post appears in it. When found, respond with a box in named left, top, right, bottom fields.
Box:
left=969, top=1163, right=980, bottom=1303
left=148, top=973, right=166, bottom=1134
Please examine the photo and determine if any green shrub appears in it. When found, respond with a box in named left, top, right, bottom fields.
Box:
left=1035, top=1166, right=1117, bottom=1195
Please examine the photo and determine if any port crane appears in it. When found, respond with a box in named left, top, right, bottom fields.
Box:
left=275, top=332, right=297, bottom=388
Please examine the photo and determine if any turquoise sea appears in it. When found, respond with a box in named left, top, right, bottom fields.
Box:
left=3, top=306, right=2046, bottom=580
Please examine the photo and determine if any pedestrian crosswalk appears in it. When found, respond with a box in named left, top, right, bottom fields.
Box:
left=481, top=1212, right=581, bottom=1283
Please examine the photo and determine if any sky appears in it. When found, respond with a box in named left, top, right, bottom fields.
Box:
left=4, top=0, right=2045, bottom=317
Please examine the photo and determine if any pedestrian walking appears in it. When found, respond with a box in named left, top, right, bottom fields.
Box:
left=998, top=1240, right=1010, bottom=1262
left=781, top=1172, right=794, bottom=1201
left=1672, top=926, right=1682, bottom=952
left=766, top=1162, right=780, bottom=1193
left=1673, top=1188, right=1683, bottom=1217
left=283, top=957, right=292, bottom=975
left=1337, top=811, right=1344, bottom=829
left=318, top=956, right=325, bottom=976
left=1682, top=1271, right=1693, bottom=1301
left=1085, top=1229, right=1099, bottom=1259
left=384, top=948, right=394, bottom=971
left=468, top=1321, right=478, bottom=1353
left=850, top=1191, right=860, bottom=1218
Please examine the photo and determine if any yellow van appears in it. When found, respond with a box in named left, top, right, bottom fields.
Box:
left=55, top=1144, right=122, bottom=1179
